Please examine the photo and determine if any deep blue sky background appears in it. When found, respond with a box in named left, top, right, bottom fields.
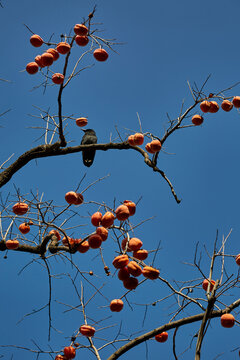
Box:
left=1, top=0, right=240, bottom=359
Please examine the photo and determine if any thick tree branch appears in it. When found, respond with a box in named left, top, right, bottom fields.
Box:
left=107, top=299, right=240, bottom=360
left=0, top=141, right=180, bottom=202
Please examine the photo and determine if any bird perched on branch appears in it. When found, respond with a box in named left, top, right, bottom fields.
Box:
left=81, top=129, right=97, bottom=167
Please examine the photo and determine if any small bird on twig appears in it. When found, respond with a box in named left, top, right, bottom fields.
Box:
left=81, top=129, right=97, bottom=167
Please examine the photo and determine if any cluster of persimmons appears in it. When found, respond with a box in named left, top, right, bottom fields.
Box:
left=25, top=23, right=108, bottom=84
left=192, top=97, right=240, bottom=126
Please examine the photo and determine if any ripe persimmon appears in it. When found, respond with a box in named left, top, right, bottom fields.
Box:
left=110, top=299, right=124, bottom=312
left=76, top=117, right=88, bottom=127
left=30, top=34, right=43, bottom=47
left=155, top=332, right=168, bottom=343
left=115, top=205, right=130, bottom=221
left=221, top=100, right=233, bottom=112
left=133, top=133, right=144, bottom=145
left=6, top=239, right=19, bottom=250
left=101, top=212, right=115, bottom=228
left=41, top=53, right=54, bottom=67
left=19, top=223, right=30, bottom=234
left=123, top=200, right=136, bottom=216
left=192, top=115, right=203, bottom=126
left=52, top=73, right=64, bottom=85
left=93, top=48, right=108, bottom=62
left=46, top=48, right=59, bottom=61
left=79, top=325, right=95, bottom=337
left=209, top=101, right=219, bottom=113
left=26, top=62, right=39, bottom=75
left=63, top=346, right=76, bottom=359
left=88, top=234, right=102, bottom=249
left=200, top=101, right=211, bottom=113
left=221, top=313, right=235, bottom=328
left=56, top=42, right=71, bottom=55
left=74, top=24, right=88, bottom=36
left=232, top=96, right=240, bottom=108
left=12, top=202, right=29, bottom=215
left=75, top=36, right=89, bottom=46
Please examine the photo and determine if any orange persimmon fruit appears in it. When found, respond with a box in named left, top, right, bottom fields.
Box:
left=12, top=202, right=29, bottom=215
left=26, top=62, right=39, bottom=74
left=110, top=299, right=124, bottom=312
left=74, top=24, right=88, bottom=36
left=93, top=48, right=108, bottom=62
left=192, top=114, right=203, bottom=126
left=155, top=332, right=168, bottom=343
left=30, top=34, right=43, bottom=47
left=76, top=117, right=88, bottom=127
left=221, top=100, right=233, bottom=112
left=52, top=73, right=64, bottom=85
left=221, top=313, right=235, bottom=328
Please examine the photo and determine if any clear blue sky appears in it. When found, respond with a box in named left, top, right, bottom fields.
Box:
left=1, top=0, right=240, bottom=359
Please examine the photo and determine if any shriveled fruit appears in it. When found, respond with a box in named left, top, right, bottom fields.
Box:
left=52, top=73, right=64, bottom=85
left=75, top=35, right=89, bottom=46
left=79, top=324, right=95, bottom=337
left=155, top=332, right=168, bottom=343
left=123, top=200, right=136, bottom=216
left=46, top=48, right=59, bottom=61
left=76, top=117, right=88, bottom=127
left=235, top=254, right=240, bottom=265
left=202, top=279, right=215, bottom=292
left=123, top=276, right=138, bottom=290
left=192, top=114, right=203, bottom=126
left=142, top=266, right=159, bottom=280
left=63, top=346, right=76, bottom=359
left=30, top=34, right=43, bottom=47
left=145, top=143, right=155, bottom=154
left=19, top=223, right=30, bottom=234
left=93, top=48, right=108, bottom=62
left=96, top=227, right=108, bottom=241
left=101, top=211, right=115, bottom=228
left=133, top=249, right=148, bottom=261
left=12, top=202, right=29, bottom=215
left=112, top=254, right=129, bottom=269
left=221, top=313, right=235, bottom=328
left=91, top=212, right=102, bottom=227
left=49, top=230, right=61, bottom=241
left=232, top=96, right=240, bottom=108
left=128, top=237, right=143, bottom=251
left=41, top=52, right=54, bottom=66
left=118, top=267, right=130, bottom=280
left=74, top=24, right=88, bottom=36
left=200, top=100, right=211, bottom=113
left=127, top=261, right=142, bottom=277
left=26, top=62, right=39, bottom=75
left=221, top=100, right=233, bottom=112
left=110, top=299, right=124, bottom=312
left=209, top=101, right=219, bottom=113
left=56, top=42, right=71, bottom=54
left=133, top=133, right=144, bottom=145
left=88, top=234, right=102, bottom=249
left=6, top=239, right=19, bottom=250
left=77, top=240, right=89, bottom=253
left=115, top=205, right=130, bottom=221
left=150, top=139, right=162, bottom=152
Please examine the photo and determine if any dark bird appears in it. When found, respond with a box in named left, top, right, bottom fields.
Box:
left=81, top=129, right=97, bottom=167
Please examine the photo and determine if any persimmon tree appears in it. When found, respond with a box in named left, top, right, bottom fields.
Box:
left=1, top=4, right=240, bottom=360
